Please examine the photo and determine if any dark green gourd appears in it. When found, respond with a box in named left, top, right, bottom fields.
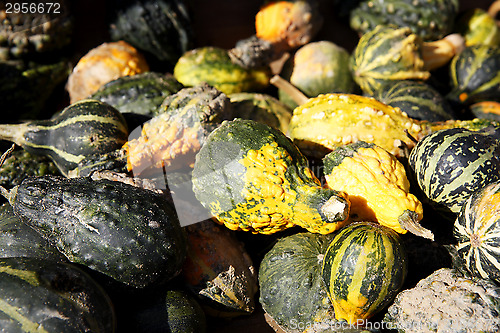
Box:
left=0, top=257, right=115, bottom=332
left=0, top=171, right=187, bottom=288
left=0, top=99, right=129, bottom=176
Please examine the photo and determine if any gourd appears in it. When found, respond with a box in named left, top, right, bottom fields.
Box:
left=181, top=220, right=258, bottom=317
left=0, top=99, right=129, bottom=176
left=455, top=7, right=500, bottom=47
left=287, top=93, right=498, bottom=159
left=0, top=256, right=116, bottom=332
left=173, top=46, right=271, bottom=95
left=66, top=40, right=150, bottom=103
left=408, top=126, right=500, bottom=215
left=383, top=268, right=500, bottom=332
left=470, top=100, right=500, bottom=121
left=123, top=84, right=233, bottom=176
left=89, top=72, right=184, bottom=116
left=351, top=25, right=464, bottom=95
left=452, top=180, right=500, bottom=284
left=259, top=232, right=336, bottom=333
left=349, top=0, right=459, bottom=41
left=255, top=0, right=323, bottom=54
left=373, top=80, right=456, bottom=122
left=229, top=92, right=292, bottom=134
left=321, top=222, right=408, bottom=325
left=0, top=202, right=65, bottom=261
left=446, top=44, right=500, bottom=107
left=108, top=0, right=194, bottom=66
left=191, top=118, right=350, bottom=234
left=323, top=141, right=433, bottom=240
left=0, top=0, right=73, bottom=60
left=278, top=40, right=356, bottom=109
left=0, top=170, right=187, bottom=288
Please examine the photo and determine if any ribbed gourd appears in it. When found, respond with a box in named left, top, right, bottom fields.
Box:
left=0, top=257, right=116, bottom=332
left=323, top=141, right=433, bottom=240
left=349, top=0, right=459, bottom=41
left=0, top=99, right=129, bottom=176
left=173, top=46, right=271, bottom=95
left=447, top=44, right=500, bottom=107
left=191, top=118, right=350, bottom=234
left=350, top=25, right=464, bottom=95
left=287, top=93, right=497, bottom=159
left=452, top=180, right=500, bottom=284
left=408, top=126, right=500, bottom=215
left=259, top=232, right=336, bottom=333
left=124, top=84, right=233, bottom=176
left=321, top=222, right=408, bottom=325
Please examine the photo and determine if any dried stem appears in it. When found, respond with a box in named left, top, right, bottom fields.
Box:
left=269, top=75, right=309, bottom=106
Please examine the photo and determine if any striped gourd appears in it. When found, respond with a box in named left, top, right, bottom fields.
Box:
left=173, top=46, right=271, bottom=95
left=0, top=99, right=129, bottom=176
left=0, top=257, right=115, bottom=332
left=453, top=180, right=500, bottom=284
left=447, top=44, right=500, bottom=107
left=408, top=126, right=500, bottom=215
left=321, top=222, right=407, bottom=325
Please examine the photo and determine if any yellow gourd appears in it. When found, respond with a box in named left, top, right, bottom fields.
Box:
left=322, top=141, right=434, bottom=240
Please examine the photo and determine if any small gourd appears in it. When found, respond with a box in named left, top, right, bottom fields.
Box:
left=323, top=141, right=433, bottom=240
left=470, top=100, right=500, bottom=121
left=0, top=99, right=129, bottom=176
left=455, top=7, right=500, bottom=47
left=321, top=222, right=408, bottom=325
left=192, top=118, right=350, bottom=234
left=66, top=40, right=150, bottom=103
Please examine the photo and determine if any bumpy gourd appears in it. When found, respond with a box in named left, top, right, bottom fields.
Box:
left=323, top=141, right=433, bottom=240
left=192, top=119, right=350, bottom=234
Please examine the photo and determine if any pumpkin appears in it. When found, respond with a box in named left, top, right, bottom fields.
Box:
left=123, top=83, right=233, bottom=176
left=173, top=46, right=271, bottom=95
left=181, top=220, right=258, bottom=317
left=108, top=0, right=194, bottom=66
left=278, top=40, right=356, bottom=109
left=191, top=118, right=350, bottom=234
left=66, top=40, right=150, bottom=103
left=349, top=0, right=459, bottom=41
left=452, top=180, right=500, bottom=284
left=287, top=93, right=498, bottom=159
left=321, top=222, right=408, bottom=325
left=259, top=232, right=336, bottom=333
left=447, top=44, right=500, bottom=107
left=383, top=268, right=500, bottom=332
left=373, top=80, right=457, bottom=122
left=408, top=126, right=500, bottom=215
left=350, top=25, right=464, bottom=95
left=323, top=141, right=433, bottom=240
left=255, top=0, right=323, bottom=54
left=470, top=100, right=500, bottom=121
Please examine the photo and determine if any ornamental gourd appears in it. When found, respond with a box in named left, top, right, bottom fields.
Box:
left=323, top=141, right=433, bottom=240
left=453, top=180, right=500, bottom=284
left=408, top=126, right=500, bottom=215
left=321, top=222, right=408, bottom=325
left=191, top=118, right=350, bottom=234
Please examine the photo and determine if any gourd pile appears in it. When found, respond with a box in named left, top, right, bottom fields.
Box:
left=2, top=0, right=500, bottom=332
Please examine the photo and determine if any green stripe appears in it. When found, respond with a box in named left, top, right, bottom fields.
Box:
left=0, top=298, right=49, bottom=333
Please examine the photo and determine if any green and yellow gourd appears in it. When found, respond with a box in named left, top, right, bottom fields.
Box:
left=470, top=101, right=500, bottom=121
left=173, top=46, right=271, bottom=95
left=191, top=118, right=350, bottom=235
left=453, top=180, right=500, bottom=284
left=321, top=222, right=408, bottom=325
left=455, top=7, right=500, bottom=47
left=323, top=141, right=433, bottom=240
left=0, top=99, right=129, bottom=176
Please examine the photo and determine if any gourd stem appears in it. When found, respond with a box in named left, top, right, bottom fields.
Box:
left=0, top=144, right=16, bottom=204
left=0, top=123, right=30, bottom=146
left=488, top=0, right=500, bottom=27
left=270, top=75, right=309, bottom=105
left=320, top=195, right=349, bottom=223
left=399, top=210, right=434, bottom=241
left=422, top=34, right=465, bottom=71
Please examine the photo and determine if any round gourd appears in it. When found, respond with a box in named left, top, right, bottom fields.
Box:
left=259, top=232, right=336, bottom=333
left=321, top=222, right=408, bottom=325
left=349, top=0, right=459, bottom=41
left=447, top=44, right=500, bottom=107
left=455, top=7, right=500, bottom=47
left=278, top=40, right=355, bottom=109
left=453, top=180, right=500, bottom=284
left=191, top=118, right=350, bottom=234
left=470, top=101, right=500, bottom=121
left=408, top=126, right=500, bottom=215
